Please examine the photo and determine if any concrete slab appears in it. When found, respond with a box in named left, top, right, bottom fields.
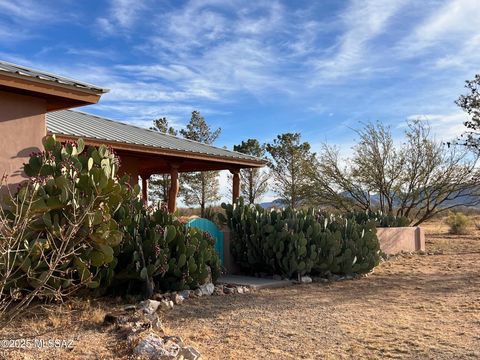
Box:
left=216, top=275, right=293, bottom=290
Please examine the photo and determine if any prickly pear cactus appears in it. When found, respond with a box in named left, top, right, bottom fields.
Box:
left=1, top=135, right=135, bottom=300
left=221, top=198, right=380, bottom=279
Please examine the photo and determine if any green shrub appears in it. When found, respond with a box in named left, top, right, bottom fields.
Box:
left=220, top=198, right=380, bottom=279
left=1, top=136, right=221, bottom=316
left=445, top=212, right=471, bottom=235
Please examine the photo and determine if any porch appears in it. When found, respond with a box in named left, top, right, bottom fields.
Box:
left=46, top=109, right=266, bottom=211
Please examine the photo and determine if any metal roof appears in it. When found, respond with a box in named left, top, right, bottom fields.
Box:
left=0, top=60, right=108, bottom=93
left=46, top=110, right=265, bottom=165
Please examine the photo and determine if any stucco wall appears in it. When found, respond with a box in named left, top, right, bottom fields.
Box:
left=376, top=227, right=425, bottom=254
left=0, top=90, right=46, bottom=192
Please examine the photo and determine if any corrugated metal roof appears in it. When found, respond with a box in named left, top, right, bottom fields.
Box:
left=46, top=110, right=265, bottom=165
left=0, top=60, right=108, bottom=93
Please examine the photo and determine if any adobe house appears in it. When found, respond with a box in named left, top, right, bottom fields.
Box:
left=0, top=61, right=265, bottom=211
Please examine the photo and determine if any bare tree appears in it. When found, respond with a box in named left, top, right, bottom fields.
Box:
left=306, top=120, right=479, bottom=225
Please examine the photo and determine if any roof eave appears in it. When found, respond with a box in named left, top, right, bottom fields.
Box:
left=51, top=133, right=267, bottom=168
left=0, top=71, right=107, bottom=111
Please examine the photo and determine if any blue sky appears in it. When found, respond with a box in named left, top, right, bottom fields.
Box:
left=1, top=0, right=479, bottom=201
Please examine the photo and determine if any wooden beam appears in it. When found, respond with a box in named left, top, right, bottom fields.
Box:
left=168, top=166, right=179, bottom=213
left=141, top=175, right=149, bottom=204
left=0, top=73, right=103, bottom=104
left=53, top=134, right=267, bottom=168
left=231, top=169, right=240, bottom=204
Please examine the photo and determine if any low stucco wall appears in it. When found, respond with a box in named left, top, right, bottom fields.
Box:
left=0, top=90, right=46, bottom=194
left=376, top=226, right=425, bottom=254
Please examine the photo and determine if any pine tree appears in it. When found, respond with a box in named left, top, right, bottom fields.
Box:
left=233, top=139, right=269, bottom=204
left=179, top=111, right=221, bottom=216
left=148, top=117, right=177, bottom=205
left=266, top=133, right=315, bottom=209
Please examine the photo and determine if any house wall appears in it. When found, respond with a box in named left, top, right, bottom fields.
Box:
left=376, top=227, right=425, bottom=254
left=0, top=90, right=46, bottom=192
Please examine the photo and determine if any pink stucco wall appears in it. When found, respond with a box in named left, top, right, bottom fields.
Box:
left=0, top=90, right=46, bottom=191
left=376, top=227, right=425, bottom=254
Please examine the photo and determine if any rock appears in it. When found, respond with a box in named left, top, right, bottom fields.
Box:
left=194, top=288, right=203, bottom=297
left=133, top=333, right=180, bottom=359
left=140, top=299, right=161, bottom=314
left=243, top=287, right=250, bottom=293
left=198, top=283, right=215, bottom=296
left=223, top=286, right=236, bottom=295
left=172, top=293, right=184, bottom=305
left=153, top=293, right=165, bottom=301
left=213, top=285, right=225, bottom=295
left=178, top=346, right=201, bottom=360
left=328, top=274, right=341, bottom=281
left=272, top=274, right=282, bottom=281
left=300, top=276, right=312, bottom=284
left=237, top=286, right=244, bottom=294
left=179, top=290, right=192, bottom=300
left=160, top=299, right=174, bottom=310
left=104, top=313, right=130, bottom=325
left=205, top=266, right=213, bottom=284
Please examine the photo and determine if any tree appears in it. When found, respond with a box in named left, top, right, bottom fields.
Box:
left=233, top=139, right=269, bottom=204
left=305, top=120, right=479, bottom=226
left=150, top=117, right=177, bottom=135
left=266, top=133, right=315, bottom=209
left=148, top=117, right=177, bottom=205
left=456, top=74, right=480, bottom=150
left=179, top=111, right=221, bottom=216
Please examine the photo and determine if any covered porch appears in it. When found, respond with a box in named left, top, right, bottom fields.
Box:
left=46, top=109, right=266, bottom=212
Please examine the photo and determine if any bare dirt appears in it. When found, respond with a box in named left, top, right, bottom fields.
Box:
left=162, top=219, right=480, bottom=359
left=1, top=218, right=479, bottom=359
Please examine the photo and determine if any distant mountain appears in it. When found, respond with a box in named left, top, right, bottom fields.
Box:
left=259, top=199, right=287, bottom=209
left=259, top=191, right=480, bottom=210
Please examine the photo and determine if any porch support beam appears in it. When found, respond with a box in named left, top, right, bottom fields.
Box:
left=230, top=168, right=241, bottom=204
left=141, top=175, right=149, bottom=204
left=168, top=165, right=180, bottom=213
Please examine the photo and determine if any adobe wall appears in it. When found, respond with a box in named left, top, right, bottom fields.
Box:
left=0, top=90, right=46, bottom=193
left=376, top=227, right=425, bottom=254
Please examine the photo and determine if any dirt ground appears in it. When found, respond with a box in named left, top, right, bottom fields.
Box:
left=1, top=218, right=479, bottom=359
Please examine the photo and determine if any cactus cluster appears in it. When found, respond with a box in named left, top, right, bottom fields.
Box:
left=348, top=210, right=410, bottom=228
left=1, top=136, right=131, bottom=299
left=115, top=206, right=221, bottom=295
left=221, top=198, right=380, bottom=279
left=1, top=135, right=220, bottom=304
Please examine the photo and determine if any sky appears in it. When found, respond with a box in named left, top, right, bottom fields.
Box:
left=1, top=0, right=479, bottom=203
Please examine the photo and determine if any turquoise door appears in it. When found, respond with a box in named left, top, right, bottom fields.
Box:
left=187, top=218, right=224, bottom=265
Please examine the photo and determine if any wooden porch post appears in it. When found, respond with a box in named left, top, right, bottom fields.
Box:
left=231, top=169, right=240, bottom=204
left=168, top=166, right=179, bottom=213
left=141, top=175, right=149, bottom=204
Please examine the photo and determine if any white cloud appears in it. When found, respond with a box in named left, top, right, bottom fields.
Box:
left=96, top=0, right=148, bottom=34
left=0, top=0, right=55, bottom=21
left=399, top=0, right=480, bottom=55
left=406, top=112, right=468, bottom=141
left=312, top=0, right=408, bottom=81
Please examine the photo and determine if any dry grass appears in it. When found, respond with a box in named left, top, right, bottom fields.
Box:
left=0, top=297, right=130, bottom=359
left=1, top=217, right=479, bottom=359
left=162, top=218, right=480, bottom=359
